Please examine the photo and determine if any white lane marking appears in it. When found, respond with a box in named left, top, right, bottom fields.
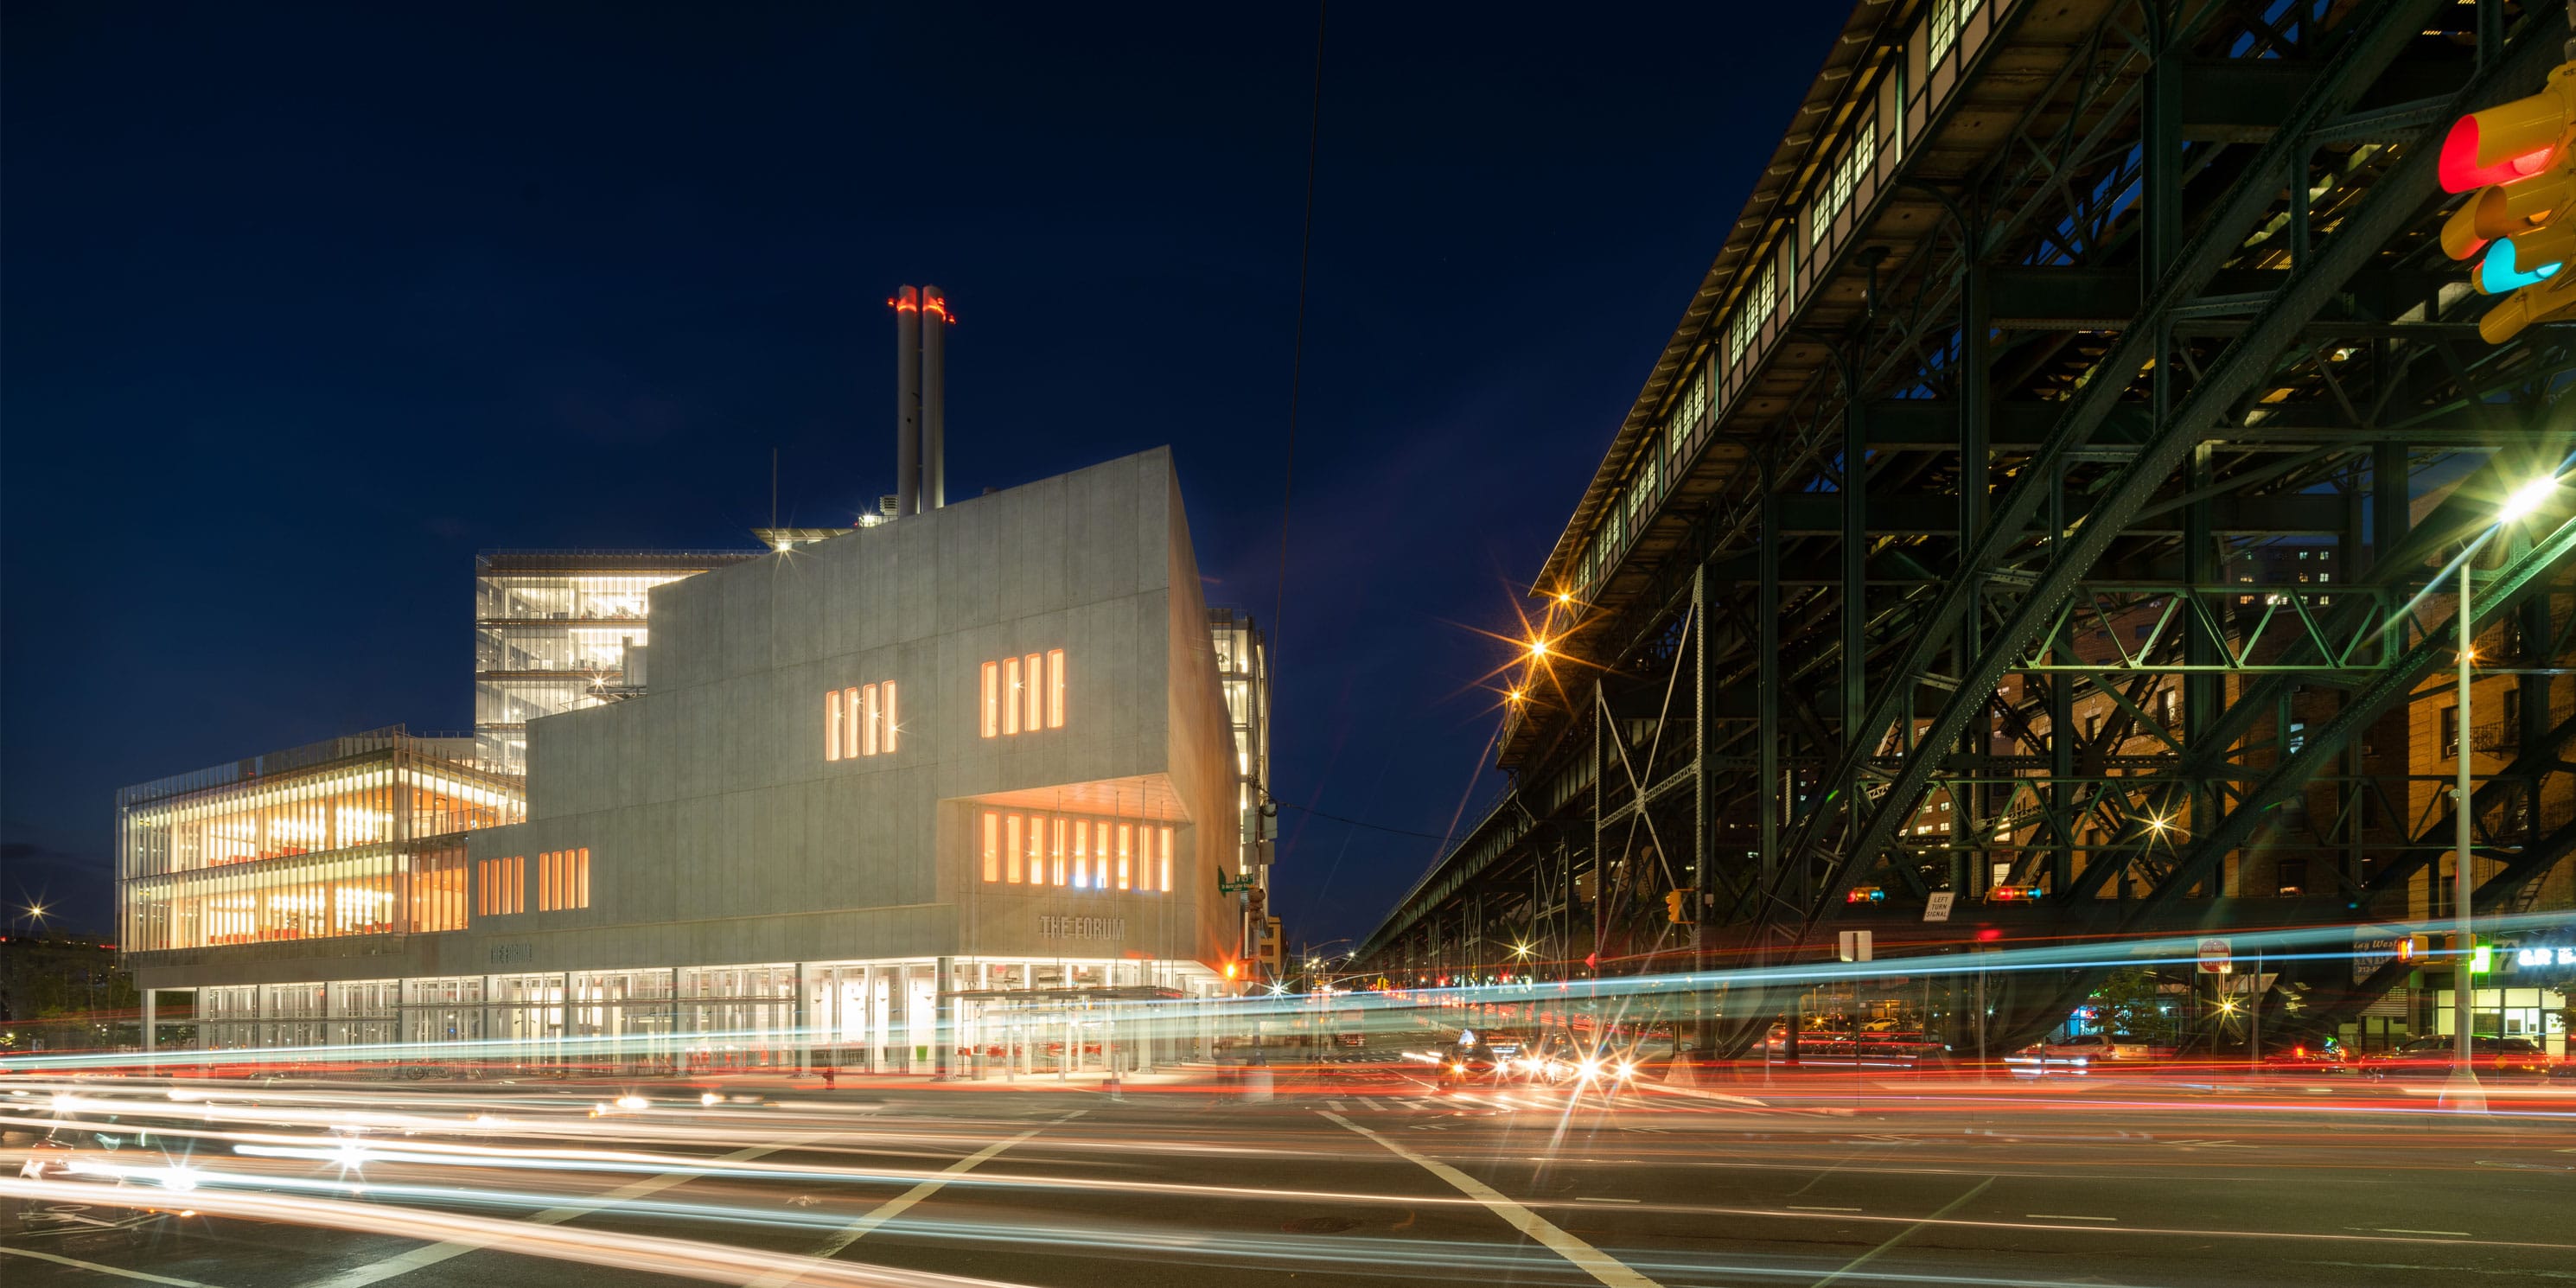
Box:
left=2375, top=1227, right=2471, bottom=1237
left=1327, top=1099, right=1350, bottom=1112
left=1576, top=1197, right=1641, bottom=1204
left=1323, top=1111, right=1661, bottom=1288
left=745, top=1109, right=1087, bottom=1287
left=300, top=1138, right=811, bottom=1288
left=2029, top=1214, right=2119, bottom=1222
left=1808, top=1176, right=1995, bottom=1288
left=0, top=1245, right=226, bottom=1287
left=1787, top=1205, right=1863, bottom=1212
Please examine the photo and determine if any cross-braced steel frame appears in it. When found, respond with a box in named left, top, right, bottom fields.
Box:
left=1356, top=0, right=2576, bottom=1055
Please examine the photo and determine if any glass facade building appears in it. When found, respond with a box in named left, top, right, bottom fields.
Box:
left=1208, top=609, right=1276, bottom=967
left=116, top=728, right=524, bottom=954
left=474, top=550, right=762, bottom=773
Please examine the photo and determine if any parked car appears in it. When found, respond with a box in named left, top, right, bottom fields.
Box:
left=2356, top=1035, right=2555, bottom=1080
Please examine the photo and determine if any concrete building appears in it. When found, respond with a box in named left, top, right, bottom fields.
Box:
left=124, top=449, right=1254, bottom=1074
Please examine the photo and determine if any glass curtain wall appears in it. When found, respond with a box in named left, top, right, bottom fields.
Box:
left=118, top=729, right=523, bottom=953
left=473, top=551, right=762, bottom=773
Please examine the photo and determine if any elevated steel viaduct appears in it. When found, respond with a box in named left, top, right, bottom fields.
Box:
left=1354, top=0, right=2576, bottom=1054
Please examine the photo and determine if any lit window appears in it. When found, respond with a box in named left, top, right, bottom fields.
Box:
left=1159, top=826, right=1173, bottom=892
left=576, top=847, right=589, bottom=909
left=1027, top=815, right=1043, bottom=885
left=1024, top=653, right=1043, bottom=731
left=979, top=652, right=1065, bottom=737
left=863, top=683, right=881, bottom=757
left=476, top=855, right=523, bottom=916
left=826, top=691, right=843, bottom=762
left=982, top=812, right=999, bottom=882
left=1117, top=824, right=1132, bottom=890
left=1003, top=656, right=1021, bottom=736
left=981, top=661, right=999, bottom=738
left=1094, top=822, right=1110, bottom=888
left=1050, top=818, right=1067, bottom=886
left=830, top=680, right=899, bottom=756
left=883, top=681, right=899, bottom=752
left=1072, top=821, right=1089, bottom=888
left=1006, top=814, right=1023, bottom=883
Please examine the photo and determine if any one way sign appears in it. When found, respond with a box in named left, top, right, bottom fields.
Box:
left=1838, top=930, right=1874, bottom=963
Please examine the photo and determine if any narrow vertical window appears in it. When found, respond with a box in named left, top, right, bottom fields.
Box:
left=1023, top=653, right=1043, bottom=731
left=1094, top=822, right=1110, bottom=889
left=539, top=852, right=552, bottom=910
left=826, top=690, right=843, bottom=762
left=1005, top=814, right=1023, bottom=883
left=1049, top=818, right=1067, bottom=886
left=862, top=683, right=880, bottom=757
left=1048, top=649, right=1066, bottom=727
left=1072, top=821, right=1089, bottom=888
left=1159, top=826, right=1173, bottom=892
left=1116, top=824, right=1132, bottom=890
left=981, top=662, right=999, bottom=738
left=577, top=847, right=590, bottom=909
left=1026, top=816, right=1043, bottom=886
left=882, top=681, right=899, bottom=753
left=1003, top=657, right=1022, bottom=735
left=844, top=687, right=861, bottom=759
left=981, top=812, right=999, bottom=882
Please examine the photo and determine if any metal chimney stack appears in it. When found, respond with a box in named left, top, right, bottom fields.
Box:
left=894, top=286, right=922, bottom=517
left=921, top=286, right=948, bottom=510
left=890, top=284, right=952, bottom=515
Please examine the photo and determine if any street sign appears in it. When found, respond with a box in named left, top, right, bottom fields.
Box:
left=2197, top=937, right=2232, bottom=975
left=1924, top=892, right=1955, bottom=922
left=1837, top=930, right=1874, bottom=963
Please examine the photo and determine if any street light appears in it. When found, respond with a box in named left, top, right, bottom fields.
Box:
left=2448, top=475, right=2558, bottom=1113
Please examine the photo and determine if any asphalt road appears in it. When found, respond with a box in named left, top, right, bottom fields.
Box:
left=6, top=1062, right=2574, bottom=1288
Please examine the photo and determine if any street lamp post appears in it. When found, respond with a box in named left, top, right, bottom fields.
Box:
left=2445, top=475, right=2556, bottom=1113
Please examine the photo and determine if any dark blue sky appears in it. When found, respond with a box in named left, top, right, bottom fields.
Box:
left=2, top=2, right=1847, bottom=945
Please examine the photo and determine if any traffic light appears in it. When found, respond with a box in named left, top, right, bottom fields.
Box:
left=1664, top=889, right=1697, bottom=925
left=2439, top=62, right=2576, bottom=344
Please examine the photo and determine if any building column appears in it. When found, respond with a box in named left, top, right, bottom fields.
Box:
left=141, top=987, right=157, bottom=1054
left=793, top=962, right=813, bottom=1073
left=934, top=955, right=955, bottom=1081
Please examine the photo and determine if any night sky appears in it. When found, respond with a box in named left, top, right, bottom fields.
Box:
left=2, top=3, right=1848, bottom=947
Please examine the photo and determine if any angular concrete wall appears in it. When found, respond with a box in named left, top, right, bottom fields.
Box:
left=433, top=447, right=1234, bottom=978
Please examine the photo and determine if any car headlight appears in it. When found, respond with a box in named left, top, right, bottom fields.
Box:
left=1578, top=1059, right=1602, bottom=1079
left=1616, top=1062, right=1636, bottom=1079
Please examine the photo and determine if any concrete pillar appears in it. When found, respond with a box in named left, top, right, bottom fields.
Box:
left=141, top=988, right=156, bottom=1054
left=793, top=962, right=812, bottom=1072
left=934, top=955, right=955, bottom=1080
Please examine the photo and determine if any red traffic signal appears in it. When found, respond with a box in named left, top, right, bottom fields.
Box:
left=2439, top=73, right=2573, bottom=194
